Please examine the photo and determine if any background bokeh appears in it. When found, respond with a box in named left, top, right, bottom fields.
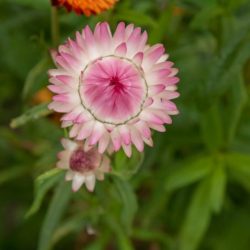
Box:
left=1, top=0, right=250, bottom=249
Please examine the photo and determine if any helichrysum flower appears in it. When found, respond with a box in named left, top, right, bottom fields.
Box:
left=57, top=138, right=111, bottom=192
left=48, top=22, right=179, bottom=157
left=51, top=0, right=116, bottom=16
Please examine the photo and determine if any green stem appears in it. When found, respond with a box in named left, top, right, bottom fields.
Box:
left=51, top=6, right=60, bottom=46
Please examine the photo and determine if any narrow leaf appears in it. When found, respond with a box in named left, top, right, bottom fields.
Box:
left=114, top=10, right=157, bottom=28
left=226, top=153, right=250, bottom=191
left=191, top=4, right=224, bottom=30
left=226, top=153, right=250, bottom=177
left=10, top=103, right=52, bottom=128
left=165, top=156, right=212, bottom=191
left=228, top=170, right=250, bottom=192
left=26, top=169, right=64, bottom=218
left=51, top=213, right=87, bottom=247
left=133, top=228, right=173, bottom=248
left=204, top=22, right=250, bottom=103
left=224, top=74, right=248, bottom=144
left=104, top=215, right=134, bottom=250
left=113, top=176, right=138, bottom=234
left=38, top=180, right=71, bottom=250
left=0, top=165, right=29, bottom=185
left=200, top=104, right=223, bottom=152
left=209, top=164, right=227, bottom=213
left=22, top=55, right=48, bottom=99
left=179, top=178, right=212, bottom=250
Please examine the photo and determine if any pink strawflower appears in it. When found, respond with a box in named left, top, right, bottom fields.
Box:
left=57, top=138, right=111, bottom=192
left=48, top=22, right=179, bottom=157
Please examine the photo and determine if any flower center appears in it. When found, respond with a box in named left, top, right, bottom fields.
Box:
left=79, top=56, right=147, bottom=125
left=69, top=148, right=100, bottom=173
left=109, top=76, right=124, bottom=92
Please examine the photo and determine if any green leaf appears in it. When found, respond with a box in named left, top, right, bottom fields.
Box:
left=209, top=164, right=227, bottom=213
left=132, top=228, right=173, bottom=248
left=228, top=0, right=249, bottom=11
left=84, top=236, right=109, bottom=250
left=10, top=103, right=52, bottom=128
left=113, top=176, right=138, bottom=234
left=224, top=74, right=248, bottom=144
left=226, top=153, right=250, bottom=177
left=112, top=149, right=144, bottom=179
left=183, top=0, right=217, bottom=7
left=0, top=165, right=29, bottom=185
left=10, top=0, right=50, bottom=9
left=113, top=10, right=157, bottom=28
left=22, top=55, right=49, bottom=99
left=191, top=4, right=224, bottom=30
left=149, top=4, right=174, bottom=44
left=200, top=104, right=223, bottom=152
left=25, top=169, right=64, bottom=218
left=179, top=178, right=212, bottom=250
left=165, top=156, right=213, bottom=191
left=104, top=215, right=134, bottom=250
left=226, top=153, right=250, bottom=191
left=51, top=213, right=87, bottom=248
left=205, top=21, right=250, bottom=103
left=208, top=208, right=250, bottom=250
left=228, top=170, right=250, bottom=192
left=38, top=180, right=72, bottom=250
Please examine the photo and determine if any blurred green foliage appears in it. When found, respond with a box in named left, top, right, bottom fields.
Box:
left=1, top=0, right=250, bottom=249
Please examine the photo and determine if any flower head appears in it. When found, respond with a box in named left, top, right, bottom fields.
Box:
left=48, top=22, right=179, bottom=157
left=57, top=138, right=111, bottom=192
left=51, top=0, right=116, bottom=16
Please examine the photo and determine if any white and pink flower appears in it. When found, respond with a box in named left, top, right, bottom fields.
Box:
left=48, top=22, right=179, bottom=157
left=57, top=138, right=111, bottom=192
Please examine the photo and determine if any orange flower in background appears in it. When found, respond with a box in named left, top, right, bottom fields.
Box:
left=51, top=0, right=117, bottom=16
left=33, top=88, right=61, bottom=124
left=33, top=88, right=53, bottom=104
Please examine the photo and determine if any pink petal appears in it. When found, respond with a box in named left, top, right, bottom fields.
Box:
left=72, top=174, right=85, bottom=192
left=76, top=121, right=94, bottom=140
left=111, top=129, right=122, bottom=151
left=165, top=77, right=179, bottom=85
left=48, top=101, right=73, bottom=113
left=69, top=124, right=81, bottom=138
left=88, top=122, right=105, bottom=146
left=115, top=43, right=127, bottom=56
left=122, top=143, right=132, bottom=157
left=113, top=22, right=126, bottom=45
left=138, top=31, right=148, bottom=51
left=130, top=128, right=144, bottom=152
left=135, top=121, right=151, bottom=139
left=85, top=175, right=96, bottom=192
left=48, top=84, right=67, bottom=94
left=132, top=52, right=144, bottom=66
left=143, top=44, right=165, bottom=70
left=147, top=123, right=166, bottom=132
left=139, top=110, right=164, bottom=125
left=118, top=125, right=131, bottom=145
left=143, top=97, right=154, bottom=108
left=143, top=137, right=154, bottom=147
left=98, top=133, right=110, bottom=154
left=125, top=24, right=135, bottom=40
left=148, top=84, right=165, bottom=95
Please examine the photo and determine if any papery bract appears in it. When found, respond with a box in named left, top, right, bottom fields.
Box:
left=48, top=22, right=180, bottom=157
left=57, top=138, right=110, bottom=192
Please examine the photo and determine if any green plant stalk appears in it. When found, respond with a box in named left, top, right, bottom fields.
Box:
left=51, top=6, right=60, bottom=46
